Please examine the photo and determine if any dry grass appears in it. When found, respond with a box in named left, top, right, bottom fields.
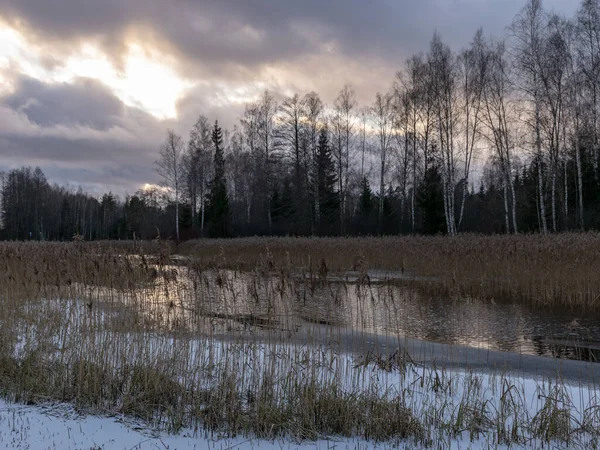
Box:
left=0, top=239, right=598, bottom=447
left=178, top=233, right=600, bottom=309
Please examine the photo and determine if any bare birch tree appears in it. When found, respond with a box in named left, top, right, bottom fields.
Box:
left=510, top=0, right=548, bottom=233
left=429, top=33, right=459, bottom=235
left=481, top=38, right=519, bottom=234
left=332, top=84, right=357, bottom=233
left=240, top=103, right=261, bottom=224
left=155, top=130, right=185, bottom=241
left=391, top=84, right=411, bottom=230
left=304, top=91, right=324, bottom=230
left=538, top=15, right=571, bottom=231
left=562, top=16, right=586, bottom=228
left=372, top=91, right=394, bottom=231
left=457, top=29, right=486, bottom=230
left=258, top=90, right=278, bottom=230
left=186, top=115, right=212, bottom=234
left=576, top=0, right=600, bottom=178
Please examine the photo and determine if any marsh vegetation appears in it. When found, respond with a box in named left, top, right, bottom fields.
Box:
left=1, top=235, right=600, bottom=448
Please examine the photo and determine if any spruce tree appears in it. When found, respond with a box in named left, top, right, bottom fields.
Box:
left=381, top=185, right=397, bottom=234
left=416, top=165, right=445, bottom=234
left=358, top=177, right=373, bottom=217
left=206, top=120, right=230, bottom=237
left=355, top=176, right=375, bottom=234
left=316, top=127, right=339, bottom=235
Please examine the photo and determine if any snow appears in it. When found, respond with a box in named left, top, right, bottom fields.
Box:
left=0, top=399, right=409, bottom=449
left=0, top=396, right=590, bottom=449
left=5, top=298, right=600, bottom=449
left=0, top=347, right=597, bottom=449
left=0, top=398, right=526, bottom=450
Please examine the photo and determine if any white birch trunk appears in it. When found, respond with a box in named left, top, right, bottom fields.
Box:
left=551, top=155, right=557, bottom=233
left=503, top=174, right=510, bottom=234
left=535, top=96, right=548, bottom=234
left=576, top=130, right=584, bottom=229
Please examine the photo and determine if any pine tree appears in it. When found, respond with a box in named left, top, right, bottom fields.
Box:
left=355, top=176, right=375, bottom=234
left=381, top=185, right=397, bottom=234
left=358, top=177, right=373, bottom=218
left=417, top=164, right=445, bottom=234
left=281, top=177, right=295, bottom=222
left=316, top=127, right=339, bottom=235
left=206, top=120, right=230, bottom=237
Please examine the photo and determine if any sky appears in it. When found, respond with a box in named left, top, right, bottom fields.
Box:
left=0, top=0, right=579, bottom=197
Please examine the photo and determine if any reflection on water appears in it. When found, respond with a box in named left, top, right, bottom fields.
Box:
left=105, top=261, right=600, bottom=364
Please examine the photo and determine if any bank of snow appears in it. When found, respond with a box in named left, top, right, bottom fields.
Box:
left=1, top=349, right=599, bottom=449
left=0, top=399, right=579, bottom=450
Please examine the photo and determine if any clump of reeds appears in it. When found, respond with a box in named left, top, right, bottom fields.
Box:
left=0, top=241, right=599, bottom=448
left=178, top=233, right=600, bottom=310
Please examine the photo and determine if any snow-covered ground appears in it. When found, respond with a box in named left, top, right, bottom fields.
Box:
left=1, top=346, right=598, bottom=450
left=0, top=399, right=385, bottom=449
left=5, top=298, right=600, bottom=449
left=0, top=396, right=592, bottom=450
left=0, top=400, right=544, bottom=450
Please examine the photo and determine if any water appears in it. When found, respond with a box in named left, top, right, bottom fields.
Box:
left=295, top=275, right=600, bottom=363
left=115, top=260, right=600, bottom=363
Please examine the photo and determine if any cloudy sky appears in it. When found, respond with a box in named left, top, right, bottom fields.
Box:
left=0, top=0, right=578, bottom=197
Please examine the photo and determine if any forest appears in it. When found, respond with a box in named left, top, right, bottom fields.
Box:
left=3, top=0, right=600, bottom=241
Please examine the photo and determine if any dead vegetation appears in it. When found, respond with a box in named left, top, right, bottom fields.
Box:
left=0, top=239, right=598, bottom=447
left=179, top=233, right=600, bottom=309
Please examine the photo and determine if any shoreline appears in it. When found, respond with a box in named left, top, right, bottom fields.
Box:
left=216, top=324, right=600, bottom=385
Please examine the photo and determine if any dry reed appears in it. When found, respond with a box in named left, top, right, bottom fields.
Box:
left=0, top=240, right=598, bottom=448
left=178, top=233, right=600, bottom=310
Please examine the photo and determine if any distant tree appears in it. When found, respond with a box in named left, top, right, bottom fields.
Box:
left=358, top=177, right=374, bottom=218
left=510, top=0, right=548, bottom=233
left=60, top=197, right=73, bottom=240
left=179, top=204, right=194, bottom=238
left=185, top=115, right=213, bottom=235
left=417, top=157, right=446, bottom=235
left=271, top=178, right=295, bottom=235
left=304, top=92, right=324, bottom=232
left=380, top=185, right=398, bottom=235
left=315, top=127, right=340, bottom=235
left=372, top=92, right=394, bottom=231
left=125, top=194, right=146, bottom=239
left=277, top=93, right=310, bottom=233
left=100, top=192, right=117, bottom=239
left=332, top=84, right=357, bottom=233
left=355, top=176, right=375, bottom=234
left=155, top=130, right=185, bottom=241
left=206, top=121, right=231, bottom=237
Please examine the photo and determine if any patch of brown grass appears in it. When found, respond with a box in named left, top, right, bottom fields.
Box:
left=178, top=233, right=600, bottom=309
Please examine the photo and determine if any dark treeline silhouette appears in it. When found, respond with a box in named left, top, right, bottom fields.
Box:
left=3, top=0, right=600, bottom=240
left=2, top=150, right=600, bottom=240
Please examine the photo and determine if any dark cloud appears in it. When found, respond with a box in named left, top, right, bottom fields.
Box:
left=0, top=74, right=171, bottom=194
left=4, top=76, right=124, bottom=130
left=0, top=129, right=162, bottom=195
left=0, top=0, right=578, bottom=71
left=0, top=0, right=581, bottom=195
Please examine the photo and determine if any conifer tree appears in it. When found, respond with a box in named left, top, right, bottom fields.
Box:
left=356, top=176, right=375, bottom=234
left=381, top=185, right=397, bottom=234
left=316, top=127, right=339, bottom=235
left=417, top=164, right=445, bottom=234
left=206, top=120, right=230, bottom=237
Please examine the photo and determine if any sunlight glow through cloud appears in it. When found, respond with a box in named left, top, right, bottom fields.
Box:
left=0, top=26, right=193, bottom=120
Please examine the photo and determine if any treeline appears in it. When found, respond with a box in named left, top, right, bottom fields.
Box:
left=0, top=167, right=164, bottom=240
left=3, top=0, right=600, bottom=240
